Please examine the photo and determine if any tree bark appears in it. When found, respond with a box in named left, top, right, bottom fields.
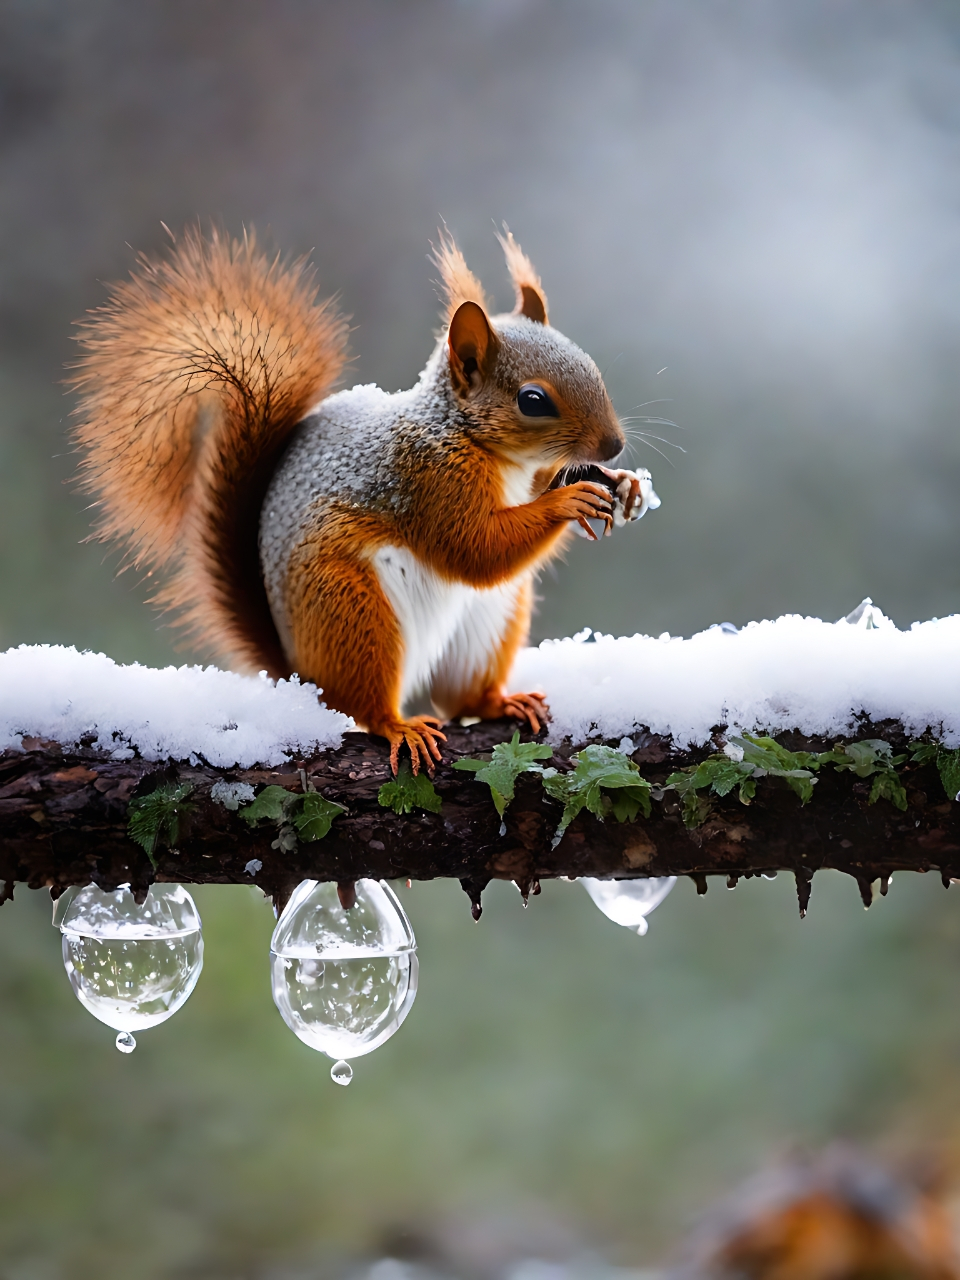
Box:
left=1, top=719, right=958, bottom=919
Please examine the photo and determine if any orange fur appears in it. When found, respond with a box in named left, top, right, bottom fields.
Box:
left=284, top=505, right=445, bottom=772
left=397, top=442, right=612, bottom=587
left=432, top=228, right=489, bottom=321
left=71, top=226, right=347, bottom=672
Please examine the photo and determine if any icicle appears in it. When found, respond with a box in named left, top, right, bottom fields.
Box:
left=794, top=868, right=813, bottom=919
left=337, top=881, right=357, bottom=911
left=459, top=877, right=488, bottom=922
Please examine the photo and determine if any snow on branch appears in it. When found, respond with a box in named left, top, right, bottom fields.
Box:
left=1, top=603, right=960, bottom=919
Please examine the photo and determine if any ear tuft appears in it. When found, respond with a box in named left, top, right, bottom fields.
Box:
left=431, top=227, right=488, bottom=322
left=497, top=226, right=549, bottom=325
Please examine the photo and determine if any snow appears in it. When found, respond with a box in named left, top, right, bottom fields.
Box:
left=3, top=602, right=960, bottom=764
left=0, top=645, right=350, bottom=767
left=511, top=604, right=960, bottom=748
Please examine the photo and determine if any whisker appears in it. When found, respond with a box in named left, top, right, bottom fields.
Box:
left=629, top=431, right=686, bottom=452
left=629, top=438, right=676, bottom=466
left=624, top=417, right=686, bottom=432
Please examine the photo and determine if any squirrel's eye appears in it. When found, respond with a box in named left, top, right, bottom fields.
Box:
left=517, top=383, right=559, bottom=419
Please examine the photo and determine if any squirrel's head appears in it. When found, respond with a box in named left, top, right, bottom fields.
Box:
left=433, top=229, right=625, bottom=475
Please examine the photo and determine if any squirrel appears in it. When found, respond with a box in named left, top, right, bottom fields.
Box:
left=70, top=226, right=657, bottom=773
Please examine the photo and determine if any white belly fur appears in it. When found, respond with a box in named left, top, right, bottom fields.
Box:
left=371, top=545, right=522, bottom=711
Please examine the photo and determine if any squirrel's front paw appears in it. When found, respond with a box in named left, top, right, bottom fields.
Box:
left=573, top=466, right=660, bottom=537
left=551, top=480, right=614, bottom=541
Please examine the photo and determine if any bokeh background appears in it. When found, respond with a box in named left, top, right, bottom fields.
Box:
left=2, top=2, right=960, bottom=1277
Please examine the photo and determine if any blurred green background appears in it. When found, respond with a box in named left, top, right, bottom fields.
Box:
left=2, top=1, right=960, bottom=1277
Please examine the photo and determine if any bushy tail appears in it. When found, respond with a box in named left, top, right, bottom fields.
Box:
left=71, top=227, right=348, bottom=675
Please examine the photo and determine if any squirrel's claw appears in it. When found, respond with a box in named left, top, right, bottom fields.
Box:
left=387, top=717, right=446, bottom=777
left=501, top=691, right=549, bottom=735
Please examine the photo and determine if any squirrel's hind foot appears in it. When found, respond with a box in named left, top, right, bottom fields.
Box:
left=386, top=716, right=446, bottom=777
left=463, top=689, right=548, bottom=734
left=501, top=690, right=549, bottom=735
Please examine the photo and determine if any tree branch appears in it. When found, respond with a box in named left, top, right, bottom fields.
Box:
left=1, top=719, right=958, bottom=919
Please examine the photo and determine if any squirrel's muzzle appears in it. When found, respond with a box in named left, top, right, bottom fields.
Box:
left=595, top=426, right=626, bottom=462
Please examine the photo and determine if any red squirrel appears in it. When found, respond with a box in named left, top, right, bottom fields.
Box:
left=71, top=227, right=655, bottom=772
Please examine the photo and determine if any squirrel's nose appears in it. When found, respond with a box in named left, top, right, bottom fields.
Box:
left=596, top=428, right=625, bottom=462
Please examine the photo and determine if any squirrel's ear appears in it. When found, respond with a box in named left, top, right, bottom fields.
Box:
left=497, top=227, right=549, bottom=325
left=448, top=301, right=499, bottom=394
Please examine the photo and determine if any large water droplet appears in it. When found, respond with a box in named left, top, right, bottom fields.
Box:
left=580, top=876, right=676, bottom=934
left=270, top=879, right=418, bottom=1082
left=330, top=1059, right=353, bottom=1086
left=57, top=883, right=203, bottom=1047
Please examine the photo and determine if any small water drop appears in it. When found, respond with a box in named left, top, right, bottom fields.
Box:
left=115, top=1031, right=136, bottom=1053
left=499, top=821, right=507, bottom=837
left=330, top=1059, right=353, bottom=1086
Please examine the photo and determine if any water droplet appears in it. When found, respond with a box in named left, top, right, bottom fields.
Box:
left=57, top=884, right=203, bottom=1047
left=270, top=879, right=418, bottom=1077
left=499, top=821, right=507, bottom=837
left=330, top=1059, right=353, bottom=1086
left=580, top=876, right=676, bottom=934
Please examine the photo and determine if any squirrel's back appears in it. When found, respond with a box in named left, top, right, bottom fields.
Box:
left=71, top=227, right=348, bottom=675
